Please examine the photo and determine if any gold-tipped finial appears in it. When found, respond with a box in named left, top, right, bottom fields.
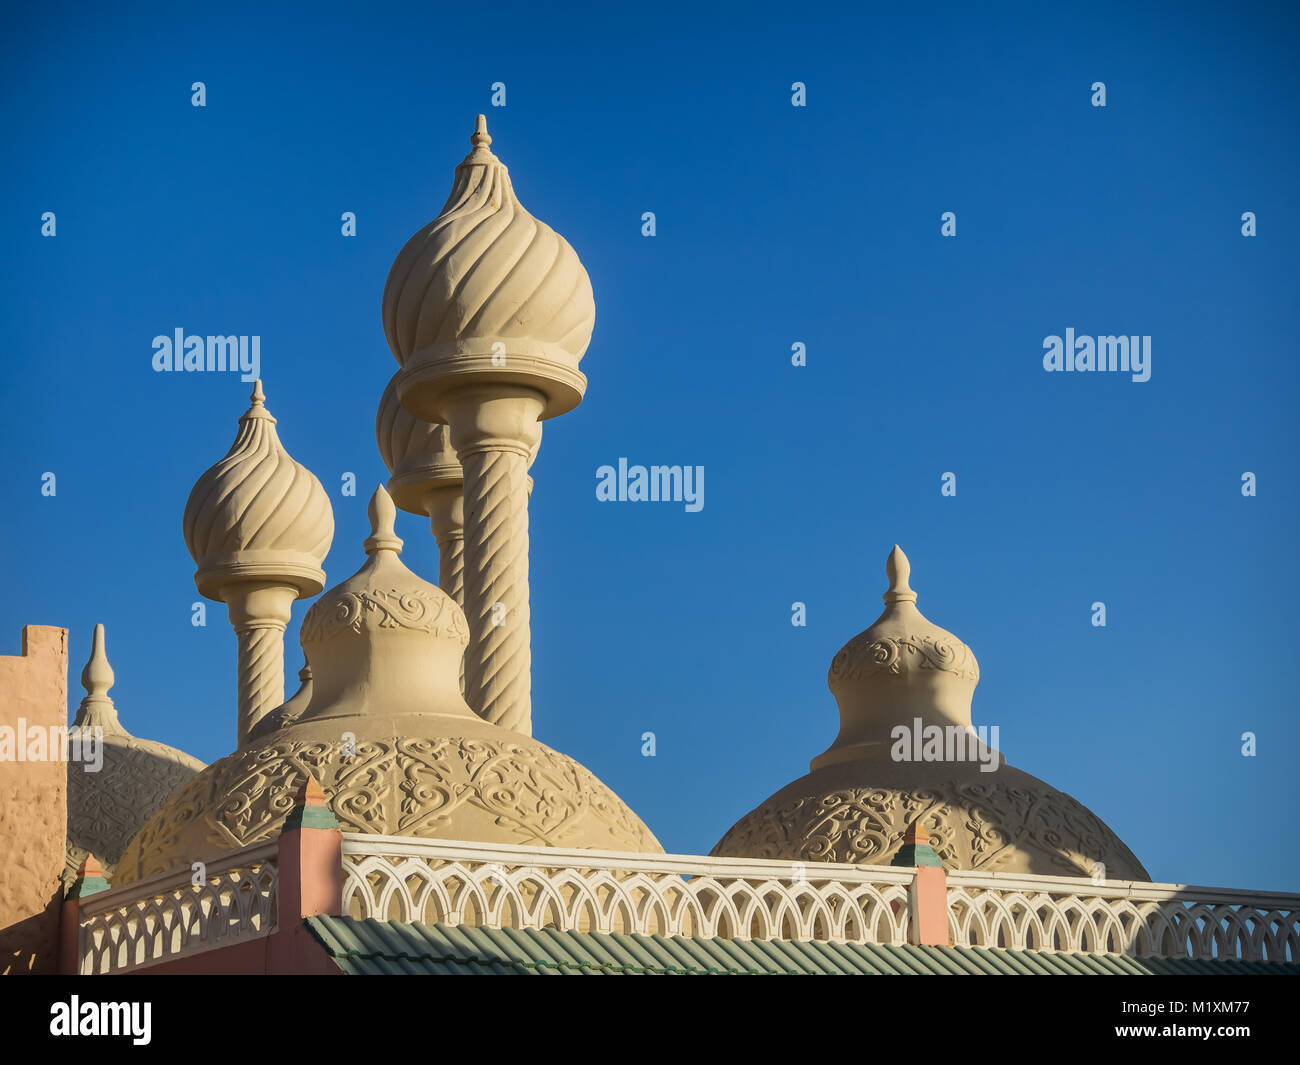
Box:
left=884, top=545, right=918, bottom=605
left=471, top=114, right=492, bottom=150
left=363, top=485, right=404, bottom=555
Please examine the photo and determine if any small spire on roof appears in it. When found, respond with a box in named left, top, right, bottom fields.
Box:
left=363, top=485, right=404, bottom=556
left=471, top=113, right=492, bottom=150
left=73, top=624, right=125, bottom=733
left=884, top=545, right=918, bottom=605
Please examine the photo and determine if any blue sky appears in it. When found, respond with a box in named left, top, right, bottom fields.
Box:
left=2, top=1, right=1297, bottom=890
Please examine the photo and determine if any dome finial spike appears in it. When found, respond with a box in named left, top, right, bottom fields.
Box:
left=81, top=622, right=114, bottom=701
left=884, top=544, right=918, bottom=605
left=471, top=113, right=492, bottom=150
left=364, top=484, right=404, bottom=555
left=74, top=623, right=125, bottom=732
left=251, top=379, right=265, bottom=406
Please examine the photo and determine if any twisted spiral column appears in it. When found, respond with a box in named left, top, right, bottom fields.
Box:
left=235, top=622, right=286, bottom=743
left=437, top=386, right=546, bottom=735
left=459, top=446, right=532, bottom=732
left=224, top=582, right=298, bottom=748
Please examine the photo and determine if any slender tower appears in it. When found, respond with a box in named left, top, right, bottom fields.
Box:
left=184, top=381, right=334, bottom=746
left=383, top=116, right=594, bottom=736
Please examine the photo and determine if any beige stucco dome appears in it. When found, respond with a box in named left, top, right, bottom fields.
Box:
left=65, top=625, right=205, bottom=882
left=115, top=487, right=659, bottom=885
left=382, top=115, right=595, bottom=422
left=375, top=371, right=461, bottom=516
left=183, top=380, right=334, bottom=600
left=712, top=546, right=1149, bottom=880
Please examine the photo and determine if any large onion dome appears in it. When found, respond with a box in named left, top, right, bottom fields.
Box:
left=712, top=546, right=1149, bottom=880
left=116, top=487, right=660, bottom=884
left=383, top=115, right=595, bottom=422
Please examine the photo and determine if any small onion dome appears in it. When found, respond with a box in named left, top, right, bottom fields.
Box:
left=375, top=372, right=462, bottom=516
left=818, top=545, right=980, bottom=768
left=183, top=380, right=334, bottom=600
left=116, top=487, right=661, bottom=885
left=711, top=546, right=1149, bottom=880
left=65, top=625, right=205, bottom=882
left=383, top=115, right=595, bottom=422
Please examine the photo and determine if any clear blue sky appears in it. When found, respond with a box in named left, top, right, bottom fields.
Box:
left=2, top=1, right=1297, bottom=890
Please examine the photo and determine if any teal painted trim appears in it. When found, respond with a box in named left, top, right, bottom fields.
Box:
left=890, top=842, right=944, bottom=868
left=283, top=804, right=340, bottom=831
left=66, top=874, right=110, bottom=899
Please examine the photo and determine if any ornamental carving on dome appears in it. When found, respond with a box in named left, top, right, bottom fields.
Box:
left=116, top=736, right=659, bottom=883
left=831, top=634, right=979, bottom=686
left=301, top=587, right=468, bottom=644
left=64, top=739, right=204, bottom=882
left=712, top=780, right=1147, bottom=880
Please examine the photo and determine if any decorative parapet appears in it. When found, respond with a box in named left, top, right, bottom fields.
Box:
left=77, top=841, right=278, bottom=974
left=76, top=833, right=1300, bottom=971
left=947, top=869, right=1300, bottom=964
left=341, top=834, right=914, bottom=943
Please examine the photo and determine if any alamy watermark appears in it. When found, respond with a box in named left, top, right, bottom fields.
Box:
left=596, top=459, right=704, bottom=512
left=152, top=328, right=260, bottom=382
left=890, top=718, right=1000, bottom=773
left=1043, top=329, right=1150, bottom=382
left=0, top=719, right=103, bottom=771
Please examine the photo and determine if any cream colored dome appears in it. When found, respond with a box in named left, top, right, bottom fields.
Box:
left=116, top=487, right=659, bottom=884
left=712, top=546, right=1149, bottom=880
left=65, top=625, right=205, bottom=882
left=375, top=371, right=461, bottom=516
left=183, top=380, right=334, bottom=599
left=382, top=116, right=594, bottom=422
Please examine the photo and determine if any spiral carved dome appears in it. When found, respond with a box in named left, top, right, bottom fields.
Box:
left=712, top=546, right=1149, bottom=880
left=375, top=371, right=540, bottom=516
left=116, top=487, right=660, bottom=884
left=383, top=115, right=595, bottom=422
left=183, top=380, right=334, bottom=599
left=375, top=371, right=461, bottom=516
left=65, top=625, right=205, bottom=882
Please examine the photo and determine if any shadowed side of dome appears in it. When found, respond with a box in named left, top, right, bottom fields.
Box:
left=65, top=625, right=205, bottom=883
left=710, top=546, right=1150, bottom=880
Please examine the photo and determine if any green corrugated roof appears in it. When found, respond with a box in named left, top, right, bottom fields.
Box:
left=305, top=917, right=1300, bottom=976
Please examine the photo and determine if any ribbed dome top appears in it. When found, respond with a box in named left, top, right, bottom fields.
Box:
left=375, top=372, right=461, bottom=515
left=183, top=380, right=334, bottom=598
left=382, top=115, right=595, bottom=368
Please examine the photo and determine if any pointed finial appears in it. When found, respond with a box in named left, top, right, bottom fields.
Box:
left=884, top=545, right=918, bottom=605
left=239, top=378, right=275, bottom=423
left=81, top=623, right=114, bottom=702
left=73, top=624, right=124, bottom=732
left=471, top=113, right=492, bottom=150
left=363, top=485, right=404, bottom=555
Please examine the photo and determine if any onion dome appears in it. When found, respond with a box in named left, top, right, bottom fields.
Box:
left=383, top=115, right=595, bottom=422
left=183, top=380, right=334, bottom=600
left=65, top=625, right=205, bottom=882
left=116, top=487, right=661, bottom=884
left=375, top=370, right=541, bottom=517
left=375, top=371, right=462, bottom=517
left=712, top=546, right=1149, bottom=880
